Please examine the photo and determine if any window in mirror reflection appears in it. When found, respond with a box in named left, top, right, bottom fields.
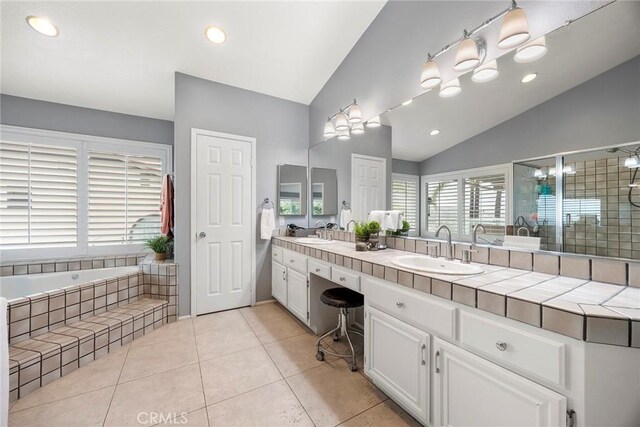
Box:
left=312, top=183, right=324, bottom=215
left=279, top=183, right=302, bottom=215
left=464, top=174, right=506, bottom=235
left=425, top=179, right=459, bottom=235
left=392, top=174, right=418, bottom=235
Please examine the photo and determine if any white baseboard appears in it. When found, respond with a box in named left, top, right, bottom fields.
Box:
left=178, top=315, right=193, bottom=320
left=255, top=299, right=276, bottom=306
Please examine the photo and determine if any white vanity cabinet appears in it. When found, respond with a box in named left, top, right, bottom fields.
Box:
left=365, top=305, right=430, bottom=425
left=271, top=261, right=287, bottom=305
left=272, top=248, right=309, bottom=324
left=287, top=268, right=308, bottom=322
left=433, top=338, right=566, bottom=427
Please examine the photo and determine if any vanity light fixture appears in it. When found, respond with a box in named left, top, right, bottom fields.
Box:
left=420, top=57, right=442, bottom=90
left=439, top=78, right=461, bottom=98
left=454, top=32, right=485, bottom=72
left=562, top=165, right=576, bottom=175
left=26, top=16, right=59, bottom=37
left=348, top=101, right=362, bottom=124
left=402, top=99, right=413, bottom=106
left=514, top=36, right=548, bottom=63
left=430, top=129, right=440, bottom=136
left=624, top=156, right=639, bottom=168
left=498, top=1, right=530, bottom=49
left=534, top=168, right=544, bottom=178
left=548, top=167, right=556, bottom=177
left=334, top=111, right=350, bottom=131
left=205, top=26, right=226, bottom=44
left=366, top=116, right=381, bottom=128
left=337, top=128, right=350, bottom=141
left=323, top=119, right=337, bottom=139
left=351, top=123, right=365, bottom=135
left=472, top=60, right=499, bottom=83
left=521, top=73, right=537, bottom=83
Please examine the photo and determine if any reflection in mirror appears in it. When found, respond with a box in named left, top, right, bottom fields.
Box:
left=278, top=164, right=307, bottom=216
left=311, top=168, right=338, bottom=216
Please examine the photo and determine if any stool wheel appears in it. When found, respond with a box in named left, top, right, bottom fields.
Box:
left=348, top=361, right=358, bottom=372
left=316, top=350, right=325, bottom=361
left=332, top=331, right=339, bottom=342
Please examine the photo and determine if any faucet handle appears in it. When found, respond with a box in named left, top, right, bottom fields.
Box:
left=461, top=248, right=479, bottom=264
left=426, top=243, right=439, bottom=258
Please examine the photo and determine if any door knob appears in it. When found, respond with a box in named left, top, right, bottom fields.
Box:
left=199, top=232, right=207, bottom=238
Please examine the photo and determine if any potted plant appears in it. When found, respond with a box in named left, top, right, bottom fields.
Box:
left=368, top=221, right=381, bottom=247
left=145, top=235, right=171, bottom=261
left=354, top=221, right=371, bottom=251
left=398, top=220, right=411, bottom=236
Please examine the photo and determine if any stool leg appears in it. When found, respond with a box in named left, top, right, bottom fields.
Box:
left=316, top=311, right=342, bottom=361
left=342, top=308, right=358, bottom=371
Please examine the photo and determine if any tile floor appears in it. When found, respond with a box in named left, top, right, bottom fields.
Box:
left=8, top=302, right=419, bottom=427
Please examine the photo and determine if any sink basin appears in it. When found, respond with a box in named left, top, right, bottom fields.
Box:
left=295, top=237, right=336, bottom=245
left=392, top=255, right=483, bottom=275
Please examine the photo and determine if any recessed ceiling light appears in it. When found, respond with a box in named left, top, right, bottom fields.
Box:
left=26, top=16, right=58, bottom=37
left=430, top=129, right=440, bottom=136
left=205, top=26, right=226, bottom=44
left=402, top=99, right=413, bottom=106
left=521, top=73, right=537, bottom=83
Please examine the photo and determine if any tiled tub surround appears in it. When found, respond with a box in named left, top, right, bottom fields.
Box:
left=5, top=261, right=179, bottom=403
left=0, top=253, right=148, bottom=277
left=273, top=236, right=640, bottom=348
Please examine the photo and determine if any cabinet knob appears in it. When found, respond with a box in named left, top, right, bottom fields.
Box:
left=339, top=277, right=346, bottom=282
left=290, top=260, right=294, bottom=263
left=496, top=341, right=507, bottom=352
left=315, top=268, right=320, bottom=273
left=396, top=302, right=404, bottom=308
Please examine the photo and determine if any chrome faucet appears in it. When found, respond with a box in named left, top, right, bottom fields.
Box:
left=472, top=224, right=486, bottom=246
left=346, top=219, right=357, bottom=233
left=315, top=220, right=329, bottom=240
left=516, top=226, right=530, bottom=237
left=435, top=225, right=454, bottom=261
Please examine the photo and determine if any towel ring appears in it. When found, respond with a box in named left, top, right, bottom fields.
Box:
left=261, top=198, right=274, bottom=209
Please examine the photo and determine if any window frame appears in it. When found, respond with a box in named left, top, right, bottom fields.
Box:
left=0, top=125, right=172, bottom=261
left=391, top=173, right=419, bottom=236
left=420, top=164, right=512, bottom=240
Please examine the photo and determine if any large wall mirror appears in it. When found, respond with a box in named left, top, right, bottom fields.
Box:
left=310, top=168, right=338, bottom=216
left=374, top=1, right=639, bottom=260
left=278, top=164, right=308, bottom=216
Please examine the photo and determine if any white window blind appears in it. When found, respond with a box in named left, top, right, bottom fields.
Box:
left=0, top=141, right=78, bottom=248
left=463, top=174, right=506, bottom=235
left=392, top=174, right=418, bottom=233
left=425, top=179, right=458, bottom=234
left=88, top=151, right=163, bottom=246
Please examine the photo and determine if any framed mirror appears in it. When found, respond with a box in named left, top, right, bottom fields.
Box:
left=278, top=164, right=307, bottom=216
left=310, top=168, right=338, bottom=216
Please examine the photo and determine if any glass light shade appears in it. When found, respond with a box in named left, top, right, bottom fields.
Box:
left=454, top=38, right=481, bottom=72
left=348, top=103, right=362, bottom=124
left=625, top=156, right=639, bottom=168
left=498, top=7, right=530, bottom=49
left=26, top=16, right=59, bottom=37
left=351, top=123, right=365, bottom=135
left=337, top=128, right=350, bottom=141
left=562, top=165, right=576, bottom=175
left=323, top=120, right=336, bottom=138
left=471, top=60, right=499, bottom=83
left=514, top=36, right=548, bottom=63
left=439, top=78, right=461, bottom=98
left=420, top=60, right=442, bottom=89
left=335, top=112, right=349, bottom=131
left=366, top=116, right=381, bottom=128
left=534, top=168, right=544, bottom=178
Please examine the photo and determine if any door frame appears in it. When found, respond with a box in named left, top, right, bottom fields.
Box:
left=190, top=128, right=257, bottom=316
left=351, top=153, right=387, bottom=219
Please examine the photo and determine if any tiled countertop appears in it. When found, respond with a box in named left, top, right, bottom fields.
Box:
left=273, top=236, right=640, bottom=348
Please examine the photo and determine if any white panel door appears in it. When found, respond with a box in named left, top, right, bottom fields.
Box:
left=195, top=133, right=253, bottom=314
left=365, top=306, right=429, bottom=424
left=351, top=154, right=386, bottom=221
left=287, top=268, right=308, bottom=323
left=271, top=261, right=287, bottom=306
left=433, top=338, right=566, bottom=427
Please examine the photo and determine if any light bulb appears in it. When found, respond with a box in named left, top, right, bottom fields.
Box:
left=205, top=26, right=226, bottom=44
left=26, top=16, right=59, bottom=37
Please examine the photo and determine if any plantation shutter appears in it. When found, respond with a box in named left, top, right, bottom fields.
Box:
left=392, top=174, right=418, bottom=232
left=88, top=151, right=163, bottom=245
left=0, top=141, right=78, bottom=248
left=425, top=179, right=458, bottom=234
left=463, top=173, right=506, bottom=235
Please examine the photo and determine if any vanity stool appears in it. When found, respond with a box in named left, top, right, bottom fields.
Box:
left=316, top=287, right=364, bottom=371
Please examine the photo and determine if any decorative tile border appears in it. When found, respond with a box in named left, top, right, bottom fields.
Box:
left=273, top=236, right=639, bottom=348
left=0, top=253, right=149, bottom=277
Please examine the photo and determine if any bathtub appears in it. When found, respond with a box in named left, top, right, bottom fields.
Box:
left=0, top=266, right=139, bottom=300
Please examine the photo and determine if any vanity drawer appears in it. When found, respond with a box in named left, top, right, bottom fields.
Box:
left=331, top=266, right=360, bottom=292
left=363, top=276, right=456, bottom=339
left=309, top=260, right=331, bottom=280
left=284, top=250, right=307, bottom=274
left=272, top=246, right=284, bottom=264
left=459, top=311, right=565, bottom=387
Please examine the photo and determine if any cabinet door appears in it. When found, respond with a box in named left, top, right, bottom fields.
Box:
left=365, top=305, right=429, bottom=424
left=271, top=261, right=287, bottom=306
left=287, top=268, right=308, bottom=323
left=433, top=338, right=566, bottom=427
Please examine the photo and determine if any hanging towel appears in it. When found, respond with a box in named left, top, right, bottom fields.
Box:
left=160, top=174, right=174, bottom=238
left=339, top=208, right=354, bottom=231
left=368, top=210, right=388, bottom=230
left=261, top=207, right=276, bottom=240
left=1, top=297, right=8, bottom=427
left=387, top=210, right=404, bottom=232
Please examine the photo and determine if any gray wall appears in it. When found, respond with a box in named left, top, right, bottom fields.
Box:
left=309, top=1, right=606, bottom=146
left=392, top=159, right=420, bottom=175
left=420, top=56, right=640, bottom=174
left=0, top=94, right=174, bottom=145
left=174, top=72, right=309, bottom=314
left=309, top=125, right=392, bottom=219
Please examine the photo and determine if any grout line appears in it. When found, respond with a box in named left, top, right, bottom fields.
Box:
left=192, top=318, right=211, bottom=427
left=8, top=383, right=118, bottom=415
left=101, top=343, right=132, bottom=427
